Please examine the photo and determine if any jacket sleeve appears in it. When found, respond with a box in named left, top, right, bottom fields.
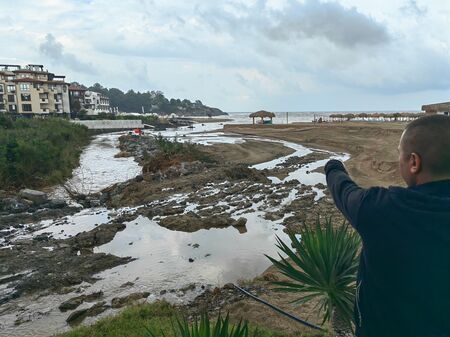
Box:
left=324, top=159, right=368, bottom=230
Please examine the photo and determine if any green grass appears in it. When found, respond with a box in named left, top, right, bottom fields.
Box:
left=55, top=302, right=327, bottom=337
left=0, top=116, right=90, bottom=189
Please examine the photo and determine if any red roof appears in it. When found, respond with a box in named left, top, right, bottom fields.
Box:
left=68, top=85, right=87, bottom=91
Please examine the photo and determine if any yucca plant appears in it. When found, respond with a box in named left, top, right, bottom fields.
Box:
left=266, top=217, right=361, bottom=337
left=145, top=312, right=249, bottom=337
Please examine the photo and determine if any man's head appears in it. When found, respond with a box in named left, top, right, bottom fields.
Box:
left=399, top=115, right=450, bottom=186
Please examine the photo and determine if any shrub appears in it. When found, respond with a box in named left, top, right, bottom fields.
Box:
left=0, top=116, right=90, bottom=189
left=266, top=218, right=361, bottom=336
left=145, top=313, right=249, bottom=337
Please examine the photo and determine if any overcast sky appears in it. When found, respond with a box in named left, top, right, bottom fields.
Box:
left=1, top=0, right=449, bottom=112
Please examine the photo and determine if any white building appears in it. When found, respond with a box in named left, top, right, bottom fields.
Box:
left=84, top=90, right=110, bottom=115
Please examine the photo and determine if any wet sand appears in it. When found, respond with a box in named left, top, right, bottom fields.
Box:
left=224, top=122, right=406, bottom=187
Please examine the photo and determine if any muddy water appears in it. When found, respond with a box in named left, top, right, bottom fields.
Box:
left=51, top=133, right=142, bottom=198
left=1, top=123, right=348, bottom=337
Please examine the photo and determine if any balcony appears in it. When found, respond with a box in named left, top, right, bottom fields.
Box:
left=40, top=98, right=49, bottom=104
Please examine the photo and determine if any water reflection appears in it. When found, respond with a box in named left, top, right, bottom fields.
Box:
left=94, top=212, right=290, bottom=288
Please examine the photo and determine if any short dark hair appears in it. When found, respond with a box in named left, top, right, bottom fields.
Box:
left=402, top=115, right=450, bottom=176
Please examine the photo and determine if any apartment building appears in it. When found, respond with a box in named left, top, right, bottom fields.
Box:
left=68, top=84, right=87, bottom=116
left=84, top=90, right=110, bottom=115
left=0, top=64, right=70, bottom=115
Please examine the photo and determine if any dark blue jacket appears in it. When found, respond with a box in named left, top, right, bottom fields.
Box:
left=325, top=159, right=450, bottom=337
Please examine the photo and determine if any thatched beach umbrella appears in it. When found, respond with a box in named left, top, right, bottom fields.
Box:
left=249, top=110, right=276, bottom=125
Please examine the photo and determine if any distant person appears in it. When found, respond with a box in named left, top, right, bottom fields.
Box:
left=324, top=115, right=450, bottom=337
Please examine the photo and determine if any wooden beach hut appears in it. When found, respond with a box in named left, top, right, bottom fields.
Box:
left=249, top=110, right=275, bottom=125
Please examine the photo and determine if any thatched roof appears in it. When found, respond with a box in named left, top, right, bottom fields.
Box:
left=421, top=102, right=450, bottom=113
left=329, top=112, right=424, bottom=120
left=249, top=110, right=275, bottom=118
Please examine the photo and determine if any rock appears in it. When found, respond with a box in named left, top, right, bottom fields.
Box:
left=59, top=291, right=103, bottom=312
left=66, top=301, right=109, bottom=325
left=192, top=243, right=200, bottom=248
left=70, top=222, right=126, bottom=249
left=160, top=290, right=167, bottom=295
left=0, top=198, right=29, bottom=213
left=159, top=213, right=236, bottom=232
left=111, top=292, right=150, bottom=309
left=19, top=189, right=48, bottom=205
left=134, top=175, right=144, bottom=182
left=120, top=281, right=134, bottom=288
left=223, top=283, right=235, bottom=290
left=264, top=212, right=283, bottom=221
left=87, top=199, right=101, bottom=207
left=232, top=217, right=248, bottom=233
left=48, top=199, right=67, bottom=209
left=188, top=258, right=194, bottom=263
left=235, top=217, right=247, bottom=227
left=180, top=283, right=196, bottom=293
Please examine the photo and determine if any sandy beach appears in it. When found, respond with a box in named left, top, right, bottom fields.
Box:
left=225, top=122, right=406, bottom=187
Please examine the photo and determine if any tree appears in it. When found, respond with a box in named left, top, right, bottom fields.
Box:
left=266, top=218, right=361, bottom=337
left=71, top=99, right=81, bottom=113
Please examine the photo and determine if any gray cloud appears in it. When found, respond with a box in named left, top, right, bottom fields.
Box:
left=203, top=0, right=390, bottom=49
left=400, top=0, right=427, bottom=17
left=266, top=0, right=390, bottom=48
left=39, top=33, right=97, bottom=74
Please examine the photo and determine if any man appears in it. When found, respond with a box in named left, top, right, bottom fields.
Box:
left=325, top=115, right=450, bottom=337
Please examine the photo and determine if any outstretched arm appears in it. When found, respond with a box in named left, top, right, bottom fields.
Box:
left=324, top=160, right=367, bottom=229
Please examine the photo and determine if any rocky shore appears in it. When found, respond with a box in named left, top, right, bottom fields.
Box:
left=0, top=131, right=343, bottom=336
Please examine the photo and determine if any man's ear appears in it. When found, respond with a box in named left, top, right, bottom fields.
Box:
left=409, top=152, right=422, bottom=174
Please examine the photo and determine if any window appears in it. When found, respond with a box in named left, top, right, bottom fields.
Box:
left=7, top=85, right=15, bottom=93
left=8, top=95, right=15, bottom=102
left=21, top=94, right=31, bottom=101
left=73, top=91, right=79, bottom=97
left=9, top=104, right=16, bottom=111
left=0, top=84, right=3, bottom=93
left=19, top=83, right=30, bottom=91
left=33, top=83, right=41, bottom=90
left=22, top=104, right=32, bottom=112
